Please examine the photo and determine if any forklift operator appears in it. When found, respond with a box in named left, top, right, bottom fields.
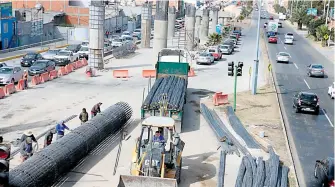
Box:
left=153, top=131, right=165, bottom=143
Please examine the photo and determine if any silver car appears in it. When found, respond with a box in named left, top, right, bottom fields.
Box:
left=42, top=49, right=60, bottom=60
left=307, top=64, right=325, bottom=77
left=196, top=52, right=215, bottom=65
left=284, top=38, right=293, bottom=45
left=219, top=44, right=232, bottom=55
left=0, top=66, right=24, bottom=85
left=276, top=52, right=291, bottom=63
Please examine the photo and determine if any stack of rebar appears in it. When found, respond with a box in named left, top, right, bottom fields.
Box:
left=235, top=146, right=289, bottom=187
left=142, top=76, right=187, bottom=111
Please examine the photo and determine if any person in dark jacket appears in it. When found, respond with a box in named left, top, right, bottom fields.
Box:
left=91, top=102, right=102, bottom=118
left=20, top=131, right=37, bottom=143
left=79, top=108, right=89, bottom=124
left=20, top=137, right=34, bottom=163
left=44, top=129, right=56, bottom=148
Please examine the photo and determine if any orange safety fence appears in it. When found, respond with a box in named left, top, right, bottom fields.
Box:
left=113, top=70, right=129, bottom=78
left=70, top=62, right=77, bottom=70
left=31, top=75, right=41, bottom=86
left=0, top=87, right=5, bottom=99
left=82, top=58, right=88, bottom=66
left=76, top=61, right=83, bottom=68
left=40, top=72, right=50, bottom=83
left=49, top=70, right=58, bottom=80
left=142, top=70, right=156, bottom=78
left=5, top=83, right=16, bottom=95
left=58, top=67, right=67, bottom=76
left=188, top=68, right=195, bottom=77
left=65, top=65, right=73, bottom=74
left=213, top=92, right=229, bottom=106
left=16, top=79, right=25, bottom=91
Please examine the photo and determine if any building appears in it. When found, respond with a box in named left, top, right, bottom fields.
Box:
left=0, top=2, right=17, bottom=50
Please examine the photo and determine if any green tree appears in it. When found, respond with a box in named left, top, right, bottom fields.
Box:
left=316, top=25, right=330, bottom=46
left=307, top=17, right=325, bottom=39
left=291, top=7, right=308, bottom=30
left=273, top=4, right=280, bottom=13
left=208, top=33, right=222, bottom=45
left=279, top=6, right=287, bottom=14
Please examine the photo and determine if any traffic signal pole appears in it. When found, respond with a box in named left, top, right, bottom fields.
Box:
left=233, top=65, right=238, bottom=111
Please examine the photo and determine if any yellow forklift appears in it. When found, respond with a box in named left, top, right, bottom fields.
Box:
left=118, top=94, right=185, bottom=187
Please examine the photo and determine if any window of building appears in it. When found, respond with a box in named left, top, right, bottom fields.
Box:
left=3, top=23, right=8, bottom=33
left=4, top=38, right=8, bottom=49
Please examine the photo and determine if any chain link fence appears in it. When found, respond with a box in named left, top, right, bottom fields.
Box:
left=111, top=42, right=137, bottom=59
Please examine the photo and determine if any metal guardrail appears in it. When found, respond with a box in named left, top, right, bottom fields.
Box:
left=0, top=38, right=65, bottom=54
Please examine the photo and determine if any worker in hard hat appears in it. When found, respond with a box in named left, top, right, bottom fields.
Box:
left=20, top=130, right=37, bottom=143
left=20, top=137, right=34, bottom=163
left=44, top=128, right=56, bottom=148
left=55, top=121, right=71, bottom=140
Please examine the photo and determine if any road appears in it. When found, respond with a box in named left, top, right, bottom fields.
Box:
left=260, top=12, right=334, bottom=187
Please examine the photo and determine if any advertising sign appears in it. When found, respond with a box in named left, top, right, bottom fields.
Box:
left=307, top=8, right=317, bottom=16
left=0, top=2, right=12, bottom=18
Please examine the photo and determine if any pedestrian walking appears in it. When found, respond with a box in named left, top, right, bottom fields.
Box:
left=44, top=128, right=56, bottom=148
left=79, top=108, right=89, bottom=124
left=55, top=121, right=71, bottom=140
left=20, top=137, right=34, bottom=163
left=91, top=102, right=102, bottom=118
left=20, top=130, right=37, bottom=143
left=23, top=70, right=28, bottom=89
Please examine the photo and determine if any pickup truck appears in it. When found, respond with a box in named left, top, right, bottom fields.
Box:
left=78, top=46, right=89, bottom=60
left=54, top=50, right=79, bottom=66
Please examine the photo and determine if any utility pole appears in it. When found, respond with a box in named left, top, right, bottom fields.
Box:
left=325, top=0, right=331, bottom=25
left=290, top=0, right=293, bottom=16
left=233, top=66, right=237, bottom=111
left=323, top=0, right=327, bottom=17
left=251, top=0, right=261, bottom=95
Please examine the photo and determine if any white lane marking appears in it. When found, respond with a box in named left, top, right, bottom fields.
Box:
left=284, top=46, right=287, bottom=50
left=280, top=40, right=284, bottom=44
left=303, top=79, right=311, bottom=89
left=293, top=63, right=298, bottom=69
left=322, top=109, right=334, bottom=127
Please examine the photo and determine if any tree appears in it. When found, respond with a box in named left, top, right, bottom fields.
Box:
left=316, top=25, right=330, bottom=46
left=307, top=17, right=325, bottom=39
left=291, top=7, right=308, bottom=30
left=330, top=28, right=335, bottom=42
left=279, top=6, right=287, bottom=14
left=208, top=33, right=222, bottom=45
left=273, top=4, right=280, bottom=13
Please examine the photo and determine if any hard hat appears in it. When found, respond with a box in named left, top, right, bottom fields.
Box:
left=24, top=70, right=27, bottom=72
left=24, top=131, right=33, bottom=136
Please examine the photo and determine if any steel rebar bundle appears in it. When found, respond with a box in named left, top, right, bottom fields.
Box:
left=9, top=102, right=133, bottom=187
left=235, top=146, right=289, bottom=187
left=142, top=76, right=187, bottom=111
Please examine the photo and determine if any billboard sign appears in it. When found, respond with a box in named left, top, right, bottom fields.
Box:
left=0, top=2, right=13, bottom=18
left=307, top=8, right=317, bottom=16
left=68, top=0, right=90, bottom=7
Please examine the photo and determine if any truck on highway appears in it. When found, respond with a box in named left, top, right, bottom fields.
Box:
left=140, top=48, right=190, bottom=133
left=267, top=21, right=279, bottom=35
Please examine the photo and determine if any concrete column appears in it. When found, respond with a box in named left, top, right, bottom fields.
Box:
left=218, top=17, right=224, bottom=25
left=167, top=6, right=176, bottom=39
left=153, top=0, right=168, bottom=55
left=195, top=16, right=201, bottom=39
left=211, top=8, right=219, bottom=34
left=185, top=5, right=196, bottom=51
left=200, top=8, right=209, bottom=43
left=141, top=2, right=152, bottom=48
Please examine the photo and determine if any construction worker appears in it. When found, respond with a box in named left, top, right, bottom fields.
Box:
left=20, top=130, right=37, bottom=143
left=23, top=70, right=28, bottom=89
left=153, top=131, right=165, bottom=143
left=44, top=128, right=56, bottom=148
left=55, top=121, right=71, bottom=140
left=20, top=137, right=34, bottom=163
left=79, top=108, right=89, bottom=124
left=91, top=102, right=102, bottom=118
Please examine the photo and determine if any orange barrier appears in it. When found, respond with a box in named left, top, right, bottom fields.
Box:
left=65, top=65, right=73, bottom=74
left=40, top=72, right=50, bottom=83
left=70, top=62, right=77, bottom=70
left=142, top=70, right=156, bottom=78
left=49, top=70, right=58, bottom=80
left=213, top=92, right=229, bottom=106
left=0, top=88, right=5, bottom=99
left=31, top=75, right=41, bottom=86
left=58, top=67, right=67, bottom=76
left=5, top=83, right=16, bottom=95
left=188, top=68, right=195, bottom=77
left=76, top=61, right=83, bottom=68
left=16, top=79, right=25, bottom=91
left=113, top=70, right=129, bottom=78
left=82, top=58, right=88, bottom=66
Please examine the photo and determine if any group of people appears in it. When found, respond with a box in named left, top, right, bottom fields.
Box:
left=19, top=102, right=103, bottom=162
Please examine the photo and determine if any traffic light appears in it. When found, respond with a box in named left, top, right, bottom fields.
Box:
left=0, top=143, right=11, bottom=172
left=237, top=61, right=243, bottom=76
left=228, top=61, right=234, bottom=76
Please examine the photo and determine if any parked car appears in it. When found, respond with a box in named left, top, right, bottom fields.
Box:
left=231, top=38, right=238, bottom=45
left=66, top=44, right=81, bottom=53
left=284, top=38, right=293, bottom=44
left=54, top=50, right=79, bottom=66
left=276, top=52, right=291, bottom=63
left=285, top=33, right=294, bottom=40
left=292, top=92, right=319, bottom=114
left=230, top=34, right=238, bottom=41
left=314, top=157, right=334, bottom=187
left=307, top=64, right=325, bottom=78
left=219, top=44, right=233, bottom=55
left=268, top=36, right=278, bottom=43
left=206, top=46, right=222, bottom=61
left=41, top=49, right=60, bottom=60
left=20, top=52, right=43, bottom=67
left=28, top=60, right=55, bottom=76
left=196, top=52, right=215, bottom=65
left=0, top=63, right=7, bottom=68
left=0, top=66, right=24, bottom=85
left=222, top=40, right=235, bottom=51
left=78, top=46, right=89, bottom=60
left=231, top=33, right=240, bottom=40
left=328, top=82, right=335, bottom=99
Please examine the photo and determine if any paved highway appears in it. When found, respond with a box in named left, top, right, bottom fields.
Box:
left=261, top=12, right=334, bottom=187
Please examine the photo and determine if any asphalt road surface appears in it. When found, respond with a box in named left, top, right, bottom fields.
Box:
left=261, top=13, right=334, bottom=187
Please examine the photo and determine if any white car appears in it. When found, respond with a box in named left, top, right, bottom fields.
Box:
left=285, top=33, right=294, bottom=40
left=41, top=49, right=60, bottom=60
left=276, top=52, right=291, bottom=63
left=328, top=82, right=335, bottom=99
left=54, top=50, right=79, bottom=66
left=78, top=46, right=89, bottom=59
left=284, top=38, right=293, bottom=45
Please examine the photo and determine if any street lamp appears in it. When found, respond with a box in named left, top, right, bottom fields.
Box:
left=35, top=3, right=44, bottom=49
